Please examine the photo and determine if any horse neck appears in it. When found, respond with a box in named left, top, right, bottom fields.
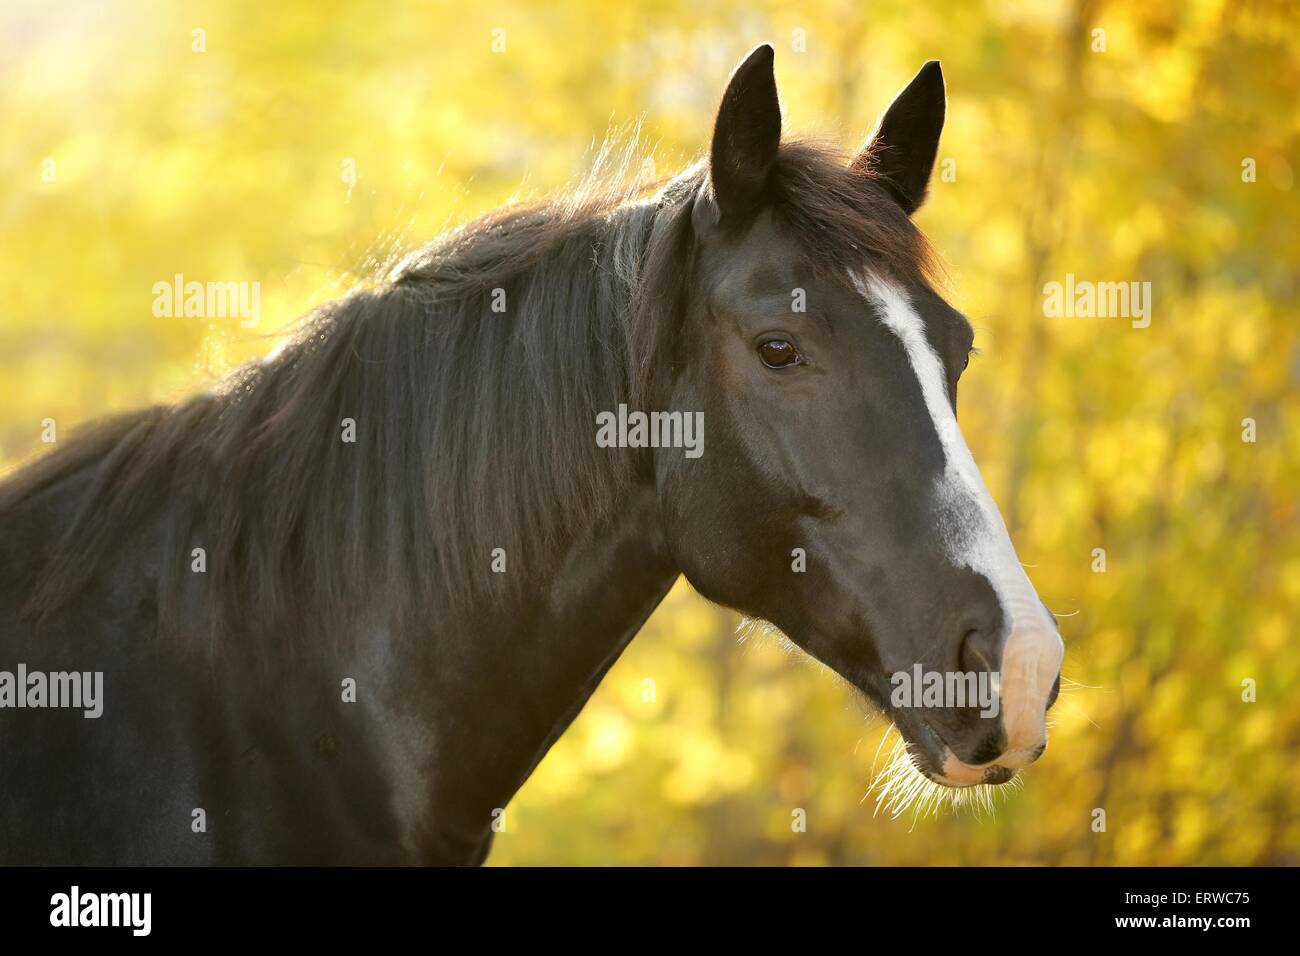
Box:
left=413, top=479, right=678, bottom=854
left=371, top=197, right=687, bottom=848
left=510, top=480, right=677, bottom=762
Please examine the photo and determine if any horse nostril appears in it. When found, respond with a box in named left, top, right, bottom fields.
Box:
left=1045, top=672, right=1061, bottom=710
left=959, top=627, right=999, bottom=675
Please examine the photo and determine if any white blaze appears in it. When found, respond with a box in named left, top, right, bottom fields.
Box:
left=853, top=273, right=1063, bottom=780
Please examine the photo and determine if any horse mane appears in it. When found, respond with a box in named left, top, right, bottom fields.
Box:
left=2, top=138, right=935, bottom=638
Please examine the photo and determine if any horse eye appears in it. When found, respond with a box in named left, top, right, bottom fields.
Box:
left=758, top=339, right=801, bottom=369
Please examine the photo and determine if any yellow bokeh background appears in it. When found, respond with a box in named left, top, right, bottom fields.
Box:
left=2, top=0, right=1297, bottom=864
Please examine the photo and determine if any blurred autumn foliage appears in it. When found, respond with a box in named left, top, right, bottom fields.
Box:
left=1, top=0, right=1297, bottom=864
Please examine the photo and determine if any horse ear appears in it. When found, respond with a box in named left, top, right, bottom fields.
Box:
left=708, top=43, right=781, bottom=221
left=852, top=60, right=946, bottom=216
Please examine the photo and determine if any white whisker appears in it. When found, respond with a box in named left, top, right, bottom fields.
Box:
left=863, top=727, right=1024, bottom=823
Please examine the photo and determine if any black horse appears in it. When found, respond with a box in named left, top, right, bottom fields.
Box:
left=0, top=45, right=1062, bottom=864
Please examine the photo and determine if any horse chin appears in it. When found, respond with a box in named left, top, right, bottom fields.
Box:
left=925, top=755, right=1018, bottom=788
left=890, top=716, right=1020, bottom=789
left=870, top=721, right=1025, bottom=819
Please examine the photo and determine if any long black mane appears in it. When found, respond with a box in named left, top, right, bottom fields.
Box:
left=2, top=141, right=933, bottom=640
